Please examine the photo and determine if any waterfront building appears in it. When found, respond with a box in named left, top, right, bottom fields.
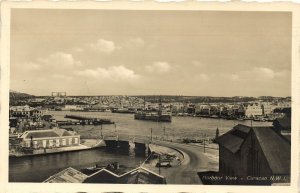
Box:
left=186, top=104, right=195, bottom=114
left=61, top=105, right=86, bottom=111
left=237, top=104, right=246, bottom=117
left=201, top=105, right=211, bottom=115
left=215, top=124, right=290, bottom=185
left=83, top=166, right=166, bottom=184
left=44, top=166, right=166, bottom=184
left=9, top=105, right=45, bottom=120
left=244, top=103, right=263, bottom=118
left=210, top=105, right=220, bottom=116
left=10, top=105, right=34, bottom=118
left=261, top=102, right=276, bottom=115
left=276, top=101, right=291, bottom=109
left=19, top=128, right=80, bottom=149
left=44, top=167, right=88, bottom=183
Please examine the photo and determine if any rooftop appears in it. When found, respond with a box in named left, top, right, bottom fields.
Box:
left=252, top=127, right=291, bottom=174
left=44, top=166, right=166, bottom=184
left=273, top=116, right=291, bottom=130
left=20, top=128, right=78, bottom=139
left=215, top=124, right=251, bottom=153
left=84, top=167, right=166, bottom=184
left=44, top=167, right=88, bottom=183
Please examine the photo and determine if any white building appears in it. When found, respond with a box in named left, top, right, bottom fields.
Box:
left=10, top=105, right=45, bottom=119
left=19, top=128, right=80, bottom=149
left=245, top=104, right=263, bottom=118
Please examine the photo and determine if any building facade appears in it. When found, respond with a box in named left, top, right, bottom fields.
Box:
left=20, top=128, right=80, bottom=149
left=10, top=105, right=46, bottom=120
left=216, top=124, right=290, bottom=185
left=244, top=104, right=263, bottom=118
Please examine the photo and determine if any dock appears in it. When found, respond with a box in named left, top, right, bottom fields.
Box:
left=64, top=114, right=114, bottom=125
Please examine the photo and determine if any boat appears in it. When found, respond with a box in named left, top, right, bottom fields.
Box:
left=112, top=107, right=136, bottom=114
left=64, top=114, right=115, bottom=125
left=134, top=111, right=172, bottom=122
left=134, top=96, right=172, bottom=122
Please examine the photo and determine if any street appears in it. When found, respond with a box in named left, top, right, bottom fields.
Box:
left=148, top=140, right=219, bottom=184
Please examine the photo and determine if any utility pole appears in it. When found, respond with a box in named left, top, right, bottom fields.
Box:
left=203, top=133, right=206, bottom=153
left=163, top=126, right=166, bottom=141
left=151, top=128, right=153, bottom=141
left=100, top=124, right=103, bottom=139
left=158, top=153, right=161, bottom=175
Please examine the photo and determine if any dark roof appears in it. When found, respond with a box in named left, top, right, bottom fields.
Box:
left=44, top=167, right=88, bottom=183
left=273, top=116, right=291, bottom=130
left=25, top=131, right=59, bottom=139
left=83, top=169, right=119, bottom=183
left=215, top=133, right=244, bottom=153
left=233, top=124, right=251, bottom=134
left=83, top=167, right=166, bottom=184
left=215, top=124, right=251, bottom=153
left=252, top=127, right=291, bottom=174
left=120, top=167, right=166, bottom=184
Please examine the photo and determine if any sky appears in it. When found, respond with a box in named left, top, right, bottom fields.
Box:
left=10, top=9, right=292, bottom=97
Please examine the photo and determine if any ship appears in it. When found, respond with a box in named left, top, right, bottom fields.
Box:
left=112, top=107, right=136, bottom=114
left=134, top=97, right=172, bottom=122
left=134, top=111, right=172, bottom=122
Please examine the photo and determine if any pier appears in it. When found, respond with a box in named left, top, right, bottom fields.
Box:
left=64, top=114, right=114, bottom=125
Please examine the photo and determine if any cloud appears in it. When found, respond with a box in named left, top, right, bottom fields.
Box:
left=88, top=39, right=119, bottom=54
left=75, top=65, right=140, bottom=82
left=146, top=61, right=171, bottom=74
left=240, top=67, right=276, bottom=80
left=235, top=67, right=289, bottom=82
left=37, top=52, right=82, bottom=68
left=18, top=52, right=82, bottom=72
left=128, top=37, right=145, bottom=47
left=199, top=73, right=210, bottom=81
left=254, top=67, right=275, bottom=79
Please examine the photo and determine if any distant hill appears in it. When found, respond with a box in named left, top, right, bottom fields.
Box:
left=9, top=90, right=35, bottom=100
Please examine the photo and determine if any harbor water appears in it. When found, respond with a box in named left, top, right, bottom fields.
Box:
left=51, top=111, right=272, bottom=140
left=9, top=148, right=145, bottom=182
left=10, top=111, right=272, bottom=182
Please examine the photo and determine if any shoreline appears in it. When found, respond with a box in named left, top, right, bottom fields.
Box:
left=9, top=139, right=105, bottom=158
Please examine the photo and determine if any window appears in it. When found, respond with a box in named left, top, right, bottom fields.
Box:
left=69, top=138, right=72, bottom=145
left=33, top=141, right=38, bottom=149
left=56, top=139, right=60, bottom=147
left=49, top=140, right=53, bottom=147
left=42, top=140, right=47, bottom=148
left=62, top=139, right=66, bottom=146
left=74, top=138, right=78, bottom=144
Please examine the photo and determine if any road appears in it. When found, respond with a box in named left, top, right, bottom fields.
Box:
left=147, top=140, right=219, bottom=184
